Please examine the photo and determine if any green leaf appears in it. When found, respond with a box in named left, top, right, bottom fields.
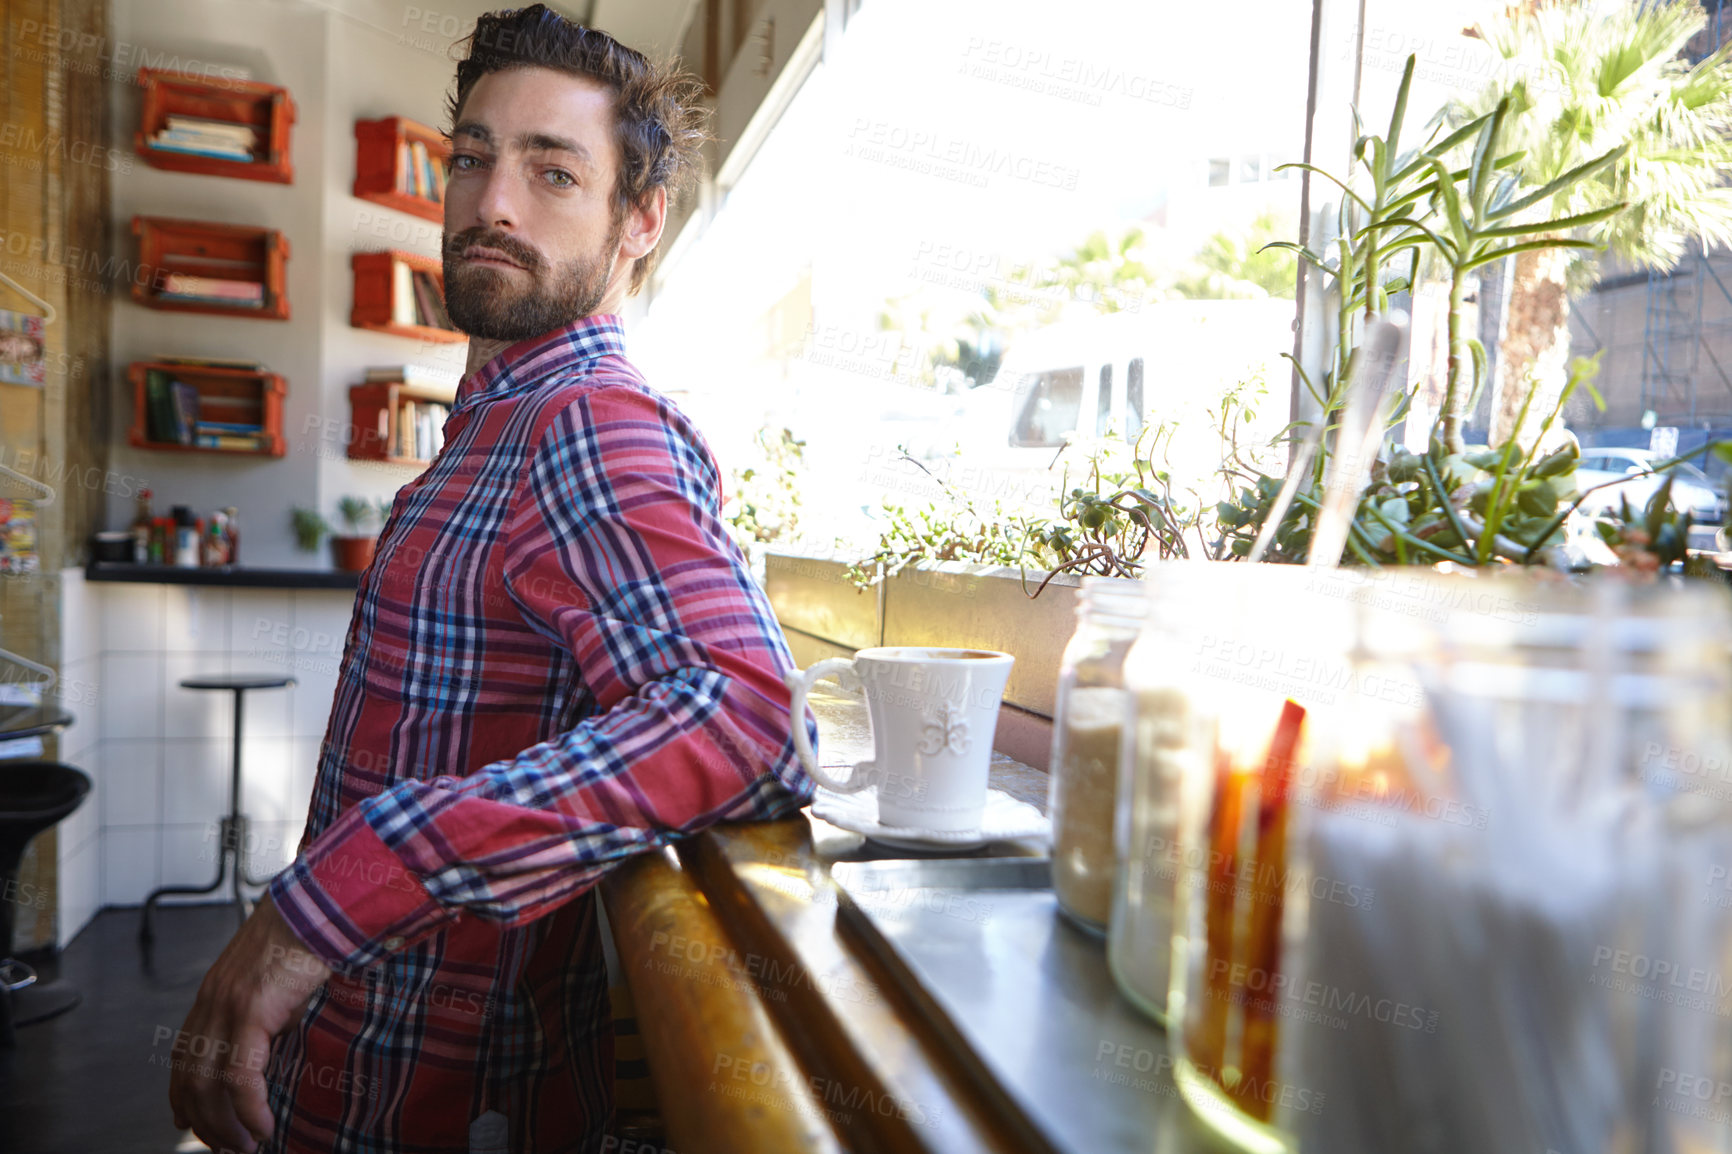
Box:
left=1274, top=163, right=1373, bottom=214
left=1486, top=143, right=1629, bottom=220
left=1459, top=238, right=1600, bottom=273
left=1422, top=155, right=1469, bottom=250
left=1477, top=203, right=1625, bottom=240
left=1386, top=55, right=1416, bottom=160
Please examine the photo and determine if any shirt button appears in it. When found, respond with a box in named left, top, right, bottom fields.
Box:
left=383, top=936, right=405, bottom=951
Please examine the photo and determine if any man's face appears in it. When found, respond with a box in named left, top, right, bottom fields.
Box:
left=442, top=66, right=629, bottom=341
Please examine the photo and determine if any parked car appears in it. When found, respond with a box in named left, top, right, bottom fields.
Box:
left=948, top=303, right=1296, bottom=511
left=1572, top=446, right=1728, bottom=526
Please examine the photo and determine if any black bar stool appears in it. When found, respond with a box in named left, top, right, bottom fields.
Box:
left=140, top=674, right=294, bottom=943
left=0, top=761, right=90, bottom=1046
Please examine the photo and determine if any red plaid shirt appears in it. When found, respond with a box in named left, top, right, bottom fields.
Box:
left=264, top=315, right=813, bottom=1152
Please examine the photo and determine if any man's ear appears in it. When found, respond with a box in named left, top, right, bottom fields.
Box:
left=619, top=186, right=667, bottom=262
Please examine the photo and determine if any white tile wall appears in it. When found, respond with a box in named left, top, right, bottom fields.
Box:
left=102, top=738, right=164, bottom=829
left=102, top=827, right=159, bottom=907
left=44, top=575, right=354, bottom=938
left=100, top=583, right=165, bottom=652
left=101, top=654, right=163, bottom=740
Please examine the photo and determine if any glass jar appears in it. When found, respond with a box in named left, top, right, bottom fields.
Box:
left=1110, top=563, right=1344, bottom=1033
left=1166, top=568, right=1732, bottom=1154
left=1049, top=577, right=1147, bottom=934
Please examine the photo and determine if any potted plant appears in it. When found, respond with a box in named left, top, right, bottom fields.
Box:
left=290, top=497, right=390, bottom=572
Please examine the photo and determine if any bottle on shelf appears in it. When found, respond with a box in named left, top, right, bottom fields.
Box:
left=172, top=506, right=199, bottom=568
left=224, top=506, right=239, bottom=565
left=131, top=488, right=154, bottom=563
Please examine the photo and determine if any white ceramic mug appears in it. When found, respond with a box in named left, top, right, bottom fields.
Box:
left=787, top=646, right=1015, bottom=832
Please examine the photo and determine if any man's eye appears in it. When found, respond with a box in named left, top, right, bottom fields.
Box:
left=544, top=169, right=576, bottom=188
left=451, top=154, right=485, bottom=172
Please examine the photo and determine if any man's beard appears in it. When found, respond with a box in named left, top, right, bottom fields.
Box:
left=442, top=219, right=623, bottom=342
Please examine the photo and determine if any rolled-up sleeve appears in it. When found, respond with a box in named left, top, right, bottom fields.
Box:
left=269, top=383, right=815, bottom=973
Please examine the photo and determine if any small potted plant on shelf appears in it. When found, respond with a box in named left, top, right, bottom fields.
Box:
left=291, top=496, right=390, bottom=572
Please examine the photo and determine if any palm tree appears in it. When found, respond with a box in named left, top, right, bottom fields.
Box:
left=1465, top=0, right=1732, bottom=446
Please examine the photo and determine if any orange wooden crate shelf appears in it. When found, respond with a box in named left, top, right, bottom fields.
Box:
left=128, top=361, right=287, bottom=457
left=348, top=380, right=456, bottom=465
left=350, top=249, right=466, bottom=344
left=135, top=69, right=295, bottom=184
left=132, top=216, right=290, bottom=320
left=354, top=117, right=450, bottom=225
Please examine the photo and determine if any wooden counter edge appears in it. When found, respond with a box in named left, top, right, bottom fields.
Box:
left=600, top=845, right=845, bottom=1154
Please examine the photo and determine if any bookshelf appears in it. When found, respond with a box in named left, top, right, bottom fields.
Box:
left=350, top=250, right=466, bottom=344
left=354, top=117, right=451, bottom=224
left=127, top=361, right=287, bottom=457
left=134, top=69, right=295, bottom=184
left=348, top=380, right=457, bottom=466
left=132, top=216, right=290, bottom=320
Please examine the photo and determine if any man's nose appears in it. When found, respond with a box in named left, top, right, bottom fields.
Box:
left=470, top=164, right=521, bottom=231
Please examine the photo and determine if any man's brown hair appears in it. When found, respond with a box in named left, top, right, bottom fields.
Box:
left=449, top=5, right=712, bottom=294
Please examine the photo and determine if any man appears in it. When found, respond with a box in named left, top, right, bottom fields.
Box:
left=168, top=8, right=814, bottom=1151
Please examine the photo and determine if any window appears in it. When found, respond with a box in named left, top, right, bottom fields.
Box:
left=1126, top=358, right=1144, bottom=441
left=1240, top=155, right=1261, bottom=183
left=1207, top=158, right=1230, bottom=187
left=1010, top=367, right=1085, bottom=447
left=1097, top=364, right=1114, bottom=437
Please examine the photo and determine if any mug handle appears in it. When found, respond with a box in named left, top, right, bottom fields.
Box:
left=785, top=659, right=875, bottom=794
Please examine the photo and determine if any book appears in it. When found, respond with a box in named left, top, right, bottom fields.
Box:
left=162, top=275, right=264, bottom=303
left=195, top=420, right=264, bottom=435
left=156, top=292, right=265, bottom=309
left=416, top=142, right=440, bottom=203
left=431, top=156, right=448, bottom=201
left=397, top=141, right=413, bottom=195
left=420, top=404, right=445, bottom=456
left=364, top=365, right=459, bottom=393
left=164, top=116, right=258, bottom=145
left=410, top=271, right=443, bottom=329
left=145, top=370, right=176, bottom=442
left=398, top=400, right=418, bottom=458
left=169, top=381, right=201, bottom=444
left=409, top=141, right=431, bottom=198
left=391, top=260, right=416, bottom=327
left=154, top=128, right=254, bottom=153
left=147, top=140, right=254, bottom=162
left=195, top=433, right=265, bottom=451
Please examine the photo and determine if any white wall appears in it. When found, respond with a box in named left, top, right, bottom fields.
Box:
left=56, top=569, right=354, bottom=945
left=102, top=0, right=697, bottom=560
left=106, top=1, right=331, bottom=569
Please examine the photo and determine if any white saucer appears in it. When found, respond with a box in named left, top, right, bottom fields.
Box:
left=810, top=786, right=1050, bottom=850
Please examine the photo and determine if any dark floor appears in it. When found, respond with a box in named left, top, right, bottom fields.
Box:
left=0, top=903, right=242, bottom=1154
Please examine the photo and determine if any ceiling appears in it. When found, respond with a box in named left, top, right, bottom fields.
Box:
left=553, top=0, right=701, bottom=60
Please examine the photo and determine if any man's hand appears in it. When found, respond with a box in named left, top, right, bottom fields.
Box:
left=167, top=894, right=334, bottom=1153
